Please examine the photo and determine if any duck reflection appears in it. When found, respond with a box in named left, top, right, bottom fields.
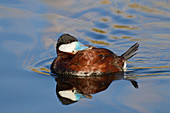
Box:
left=54, top=73, right=138, bottom=105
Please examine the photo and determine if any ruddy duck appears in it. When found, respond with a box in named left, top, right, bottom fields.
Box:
left=51, top=34, right=139, bottom=76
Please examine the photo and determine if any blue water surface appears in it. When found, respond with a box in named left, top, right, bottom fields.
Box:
left=0, top=0, right=170, bottom=113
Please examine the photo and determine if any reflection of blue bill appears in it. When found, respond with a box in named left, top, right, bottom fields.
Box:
left=75, top=92, right=86, bottom=101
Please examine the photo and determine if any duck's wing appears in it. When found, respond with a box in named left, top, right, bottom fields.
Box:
left=66, top=48, right=124, bottom=75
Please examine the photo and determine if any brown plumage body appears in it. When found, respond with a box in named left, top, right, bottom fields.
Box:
left=50, top=34, right=139, bottom=76
left=51, top=46, right=124, bottom=75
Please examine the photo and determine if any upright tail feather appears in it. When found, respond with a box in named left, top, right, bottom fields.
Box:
left=121, top=43, right=139, bottom=60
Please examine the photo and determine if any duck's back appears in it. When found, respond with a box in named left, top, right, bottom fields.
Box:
left=62, top=48, right=124, bottom=76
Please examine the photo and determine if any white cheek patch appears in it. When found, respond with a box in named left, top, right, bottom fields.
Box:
left=59, top=42, right=76, bottom=53
left=59, top=90, right=77, bottom=101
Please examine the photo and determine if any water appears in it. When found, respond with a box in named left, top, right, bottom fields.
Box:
left=0, top=0, right=170, bottom=113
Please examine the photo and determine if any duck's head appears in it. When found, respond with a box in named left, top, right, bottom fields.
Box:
left=56, top=34, right=89, bottom=54
left=58, top=89, right=91, bottom=100
left=57, top=88, right=92, bottom=105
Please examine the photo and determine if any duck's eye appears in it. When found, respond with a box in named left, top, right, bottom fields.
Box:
left=72, top=50, right=75, bottom=53
left=72, top=50, right=77, bottom=53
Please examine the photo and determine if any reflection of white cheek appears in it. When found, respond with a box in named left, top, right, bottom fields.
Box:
left=59, top=90, right=77, bottom=101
